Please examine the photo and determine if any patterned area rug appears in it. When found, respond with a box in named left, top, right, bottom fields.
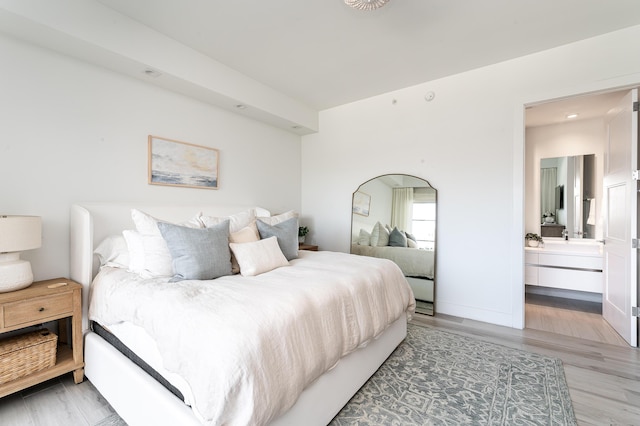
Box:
left=331, top=324, right=576, bottom=425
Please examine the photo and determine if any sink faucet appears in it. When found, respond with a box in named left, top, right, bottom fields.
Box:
left=562, top=229, right=568, bottom=240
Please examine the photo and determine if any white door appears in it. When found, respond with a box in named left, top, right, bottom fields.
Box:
left=603, top=88, right=638, bottom=347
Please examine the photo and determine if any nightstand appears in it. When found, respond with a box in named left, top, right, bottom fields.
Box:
left=0, top=278, right=84, bottom=397
left=298, top=243, right=319, bottom=251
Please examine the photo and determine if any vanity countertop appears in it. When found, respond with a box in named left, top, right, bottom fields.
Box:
left=525, top=243, right=603, bottom=257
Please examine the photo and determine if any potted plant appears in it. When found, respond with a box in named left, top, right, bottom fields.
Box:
left=298, top=226, right=309, bottom=243
left=542, top=211, right=555, bottom=223
left=525, top=233, right=543, bottom=247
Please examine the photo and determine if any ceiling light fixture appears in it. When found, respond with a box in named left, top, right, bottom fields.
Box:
left=566, top=113, right=579, bottom=119
left=344, top=0, right=390, bottom=11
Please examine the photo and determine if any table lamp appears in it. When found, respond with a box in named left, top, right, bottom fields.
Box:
left=0, top=215, right=42, bottom=292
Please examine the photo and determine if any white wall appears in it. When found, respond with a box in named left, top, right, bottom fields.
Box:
left=0, top=34, right=302, bottom=281
left=4, top=18, right=639, bottom=331
left=525, top=118, right=606, bottom=239
left=301, top=25, right=640, bottom=328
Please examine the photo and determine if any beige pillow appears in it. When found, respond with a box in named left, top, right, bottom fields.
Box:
left=229, top=236, right=289, bottom=276
left=229, top=222, right=260, bottom=273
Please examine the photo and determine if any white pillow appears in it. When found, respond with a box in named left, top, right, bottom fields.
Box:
left=123, top=230, right=173, bottom=278
left=94, top=235, right=130, bottom=269
left=407, top=238, right=418, bottom=248
left=357, top=229, right=371, bottom=246
left=129, top=209, right=201, bottom=278
left=122, top=230, right=144, bottom=273
left=370, top=222, right=389, bottom=247
left=229, top=222, right=260, bottom=274
left=200, top=209, right=256, bottom=234
left=229, top=236, right=289, bottom=277
left=257, top=210, right=298, bottom=226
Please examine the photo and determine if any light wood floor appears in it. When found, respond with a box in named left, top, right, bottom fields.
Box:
left=525, top=293, right=629, bottom=347
left=0, top=372, right=124, bottom=426
left=2, top=305, right=638, bottom=425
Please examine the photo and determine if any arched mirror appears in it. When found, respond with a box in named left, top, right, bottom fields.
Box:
left=351, top=174, right=436, bottom=315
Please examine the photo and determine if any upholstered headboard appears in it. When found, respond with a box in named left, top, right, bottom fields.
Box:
left=69, top=202, right=270, bottom=331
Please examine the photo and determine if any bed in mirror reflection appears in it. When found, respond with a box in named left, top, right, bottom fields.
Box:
left=351, top=174, right=436, bottom=315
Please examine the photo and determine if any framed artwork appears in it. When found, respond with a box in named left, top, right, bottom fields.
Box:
left=352, top=191, right=371, bottom=216
left=148, top=135, right=219, bottom=189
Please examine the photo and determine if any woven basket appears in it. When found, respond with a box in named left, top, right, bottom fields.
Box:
left=0, top=329, right=57, bottom=384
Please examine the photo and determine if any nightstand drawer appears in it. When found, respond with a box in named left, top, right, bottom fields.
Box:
left=3, top=293, right=73, bottom=327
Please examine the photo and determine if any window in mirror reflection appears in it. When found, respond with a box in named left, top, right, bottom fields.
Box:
left=412, top=203, right=435, bottom=250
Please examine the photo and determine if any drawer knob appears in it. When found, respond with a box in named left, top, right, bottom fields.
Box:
left=39, top=307, right=45, bottom=312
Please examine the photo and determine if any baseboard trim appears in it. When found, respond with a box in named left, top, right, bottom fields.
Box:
left=525, top=285, right=602, bottom=303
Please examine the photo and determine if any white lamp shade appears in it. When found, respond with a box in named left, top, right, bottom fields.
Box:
left=0, top=215, right=42, bottom=253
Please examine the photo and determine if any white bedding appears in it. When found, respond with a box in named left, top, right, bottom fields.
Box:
left=89, top=250, right=415, bottom=425
left=99, top=321, right=195, bottom=405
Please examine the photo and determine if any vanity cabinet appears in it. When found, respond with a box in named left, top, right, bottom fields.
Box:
left=525, top=247, right=603, bottom=293
left=525, top=252, right=539, bottom=285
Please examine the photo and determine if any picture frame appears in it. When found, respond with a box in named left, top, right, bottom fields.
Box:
left=148, top=135, right=219, bottom=189
left=352, top=191, right=371, bottom=216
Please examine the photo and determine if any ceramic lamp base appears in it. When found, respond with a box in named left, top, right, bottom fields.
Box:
left=0, top=252, right=34, bottom=293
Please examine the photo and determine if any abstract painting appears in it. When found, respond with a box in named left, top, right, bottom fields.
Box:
left=148, top=136, right=219, bottom=189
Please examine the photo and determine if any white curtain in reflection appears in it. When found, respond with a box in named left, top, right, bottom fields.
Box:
left=391, top=187, right=414, bottom=232
left=540, top=167, right=557, bottom=218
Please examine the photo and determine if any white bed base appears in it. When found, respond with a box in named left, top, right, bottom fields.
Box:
left=70, top=203, right=407, bottom=426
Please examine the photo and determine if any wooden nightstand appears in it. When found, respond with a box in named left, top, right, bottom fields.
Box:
left=298, top=243, right=319, bottom=251
left=0, top=278, right=84, bottom=397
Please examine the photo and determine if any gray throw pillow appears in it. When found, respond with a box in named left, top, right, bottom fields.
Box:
left=389, top=227, right=408, bottom=247
left=157, top=219, right=231, bottom=281
left=256, top=217, right=298, bottom=260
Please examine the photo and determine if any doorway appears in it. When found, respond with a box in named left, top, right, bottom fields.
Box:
left=523, top=88, right=633, bottom=346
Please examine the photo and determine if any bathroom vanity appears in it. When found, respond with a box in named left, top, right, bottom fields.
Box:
left=525, top=240, right=603, bottom=294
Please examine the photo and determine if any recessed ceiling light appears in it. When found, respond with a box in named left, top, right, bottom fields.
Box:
left=566, top=113, right=579, bottom=119
left=235, top=104, right=247, bottom=110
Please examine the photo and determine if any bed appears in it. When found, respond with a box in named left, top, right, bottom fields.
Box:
left=69, top=202, right=415, bottom=426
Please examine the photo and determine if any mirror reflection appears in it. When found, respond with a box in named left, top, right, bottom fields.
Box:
left=540, top=154, right=596, bottom=239
left=351, top=174, right=436, bottom=315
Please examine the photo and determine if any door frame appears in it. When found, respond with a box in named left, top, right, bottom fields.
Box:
left=512, top=77, right=640, bottom=331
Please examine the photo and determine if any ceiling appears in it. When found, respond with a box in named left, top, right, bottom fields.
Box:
left=525, top=90, right=629, bottom=128
left=96, top=0, right=640, bottom=111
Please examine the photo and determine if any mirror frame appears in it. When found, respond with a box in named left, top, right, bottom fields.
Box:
left=539, top=154, right=597, bottom=239
left=350, top=174, right=437, bottom=315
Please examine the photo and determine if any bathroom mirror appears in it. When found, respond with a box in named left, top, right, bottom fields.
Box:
left=540, top=154, right=597, bottom=239
left=351, top=174, right=436, bottom=315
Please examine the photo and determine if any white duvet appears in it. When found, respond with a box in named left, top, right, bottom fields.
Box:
left=89, top=250, right=415, bottom=425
